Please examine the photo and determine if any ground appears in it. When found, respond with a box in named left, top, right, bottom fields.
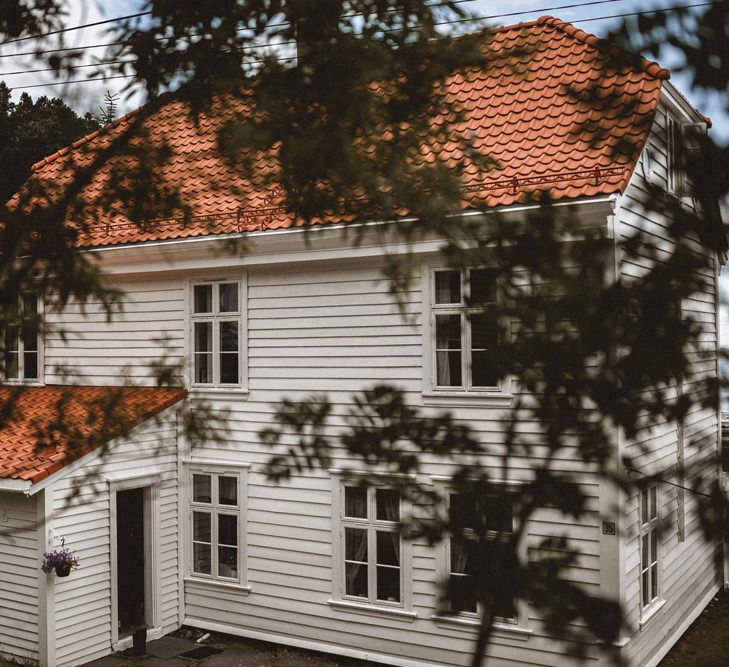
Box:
left=658, top=591, right=729, bottom=667
left=1, top=597, right=726, bottom=667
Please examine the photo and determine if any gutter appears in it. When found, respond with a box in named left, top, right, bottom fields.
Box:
left=0, top=478, right=32, bottom=494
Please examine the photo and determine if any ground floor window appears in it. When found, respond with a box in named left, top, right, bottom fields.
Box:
left=447, top=491, right=517, bottom=621
left=190, top=470, right=243, bottom=583
left=639, top=484, right=660, bottom=610
left=339, top=484, right=404, bottom=606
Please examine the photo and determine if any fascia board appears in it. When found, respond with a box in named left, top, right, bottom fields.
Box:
left=86, top=197, right=615, bottom=276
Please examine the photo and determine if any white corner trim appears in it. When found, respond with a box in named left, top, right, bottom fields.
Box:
left=184, top=617, right=442, bottom=667
left=327, top=598, right=417, bottom=622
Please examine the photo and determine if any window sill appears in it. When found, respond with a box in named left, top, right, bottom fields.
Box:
left=189, top=387, right=249, bottom=401
left=431, top=615, right=532, bottom=640
left=183, top=576, right=251, bottom=595
left=422, top=391, right=513, bottom=408
left=639, top=599, right=666, bottom=629
left=327, top=599, right=417, bottom=623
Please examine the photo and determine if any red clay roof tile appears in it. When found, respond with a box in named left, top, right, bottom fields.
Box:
left=20, top=15, right=670, bottom=248
left=0, top=385, right=185, bottom=484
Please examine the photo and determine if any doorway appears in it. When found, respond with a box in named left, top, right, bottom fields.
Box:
left=116, top=487, right=146, bottom=636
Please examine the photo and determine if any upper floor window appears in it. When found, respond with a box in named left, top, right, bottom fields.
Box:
left=4, top=291, right=41, bottom=383
left=190, top=281, right=243, bottom=388
left=639, top=484, right=661, bottom=612
left=447, top=491, right=516, bottom=621
left=667, top=113, right=706, bottom=198
left=429, top=268, right=500, bottom=392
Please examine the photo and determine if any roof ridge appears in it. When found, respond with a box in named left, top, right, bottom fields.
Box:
left=535, top=15, right=670, bottom=81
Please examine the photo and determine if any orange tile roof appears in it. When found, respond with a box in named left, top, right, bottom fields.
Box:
left=0, top=385, right=185, bottom=484
left=23, top=16, right=669, bottom=248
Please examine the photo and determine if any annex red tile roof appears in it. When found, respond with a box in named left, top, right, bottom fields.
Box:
left=0, top=385, right=185, bottom=484
left=22, top=16, right=670, bottom=248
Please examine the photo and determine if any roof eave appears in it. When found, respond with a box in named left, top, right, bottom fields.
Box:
left=0, top=478, right=32, bottom=494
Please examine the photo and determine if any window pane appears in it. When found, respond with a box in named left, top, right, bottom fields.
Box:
left=642, top=570, right=650, bottom=607
left=436, top=314, right=462, bottom=387
left=649, top=486, right=657, bottom=519
left=376, top=531, right=400, bottom=566
left=650, top=564, right=658, bottom=600
left=344, top=487, right=367, bottom=519
left=220, top=353, right=239, bottom=384
left=450, top=494, right=476, bottom=531
left=218, top=514, right=237, bottom=547
left=650, top=532, right=657, bottom=564
left=376, top=566, right=400, bottom=602
left=220, top=321, right=238, bottom=351
left=451, top=539, right=476, bottom=577
left=484, top=496, right=514, bottom=534
left=469, top=269, right=497, bottom=305
left=219, top=283, right=238, bottom=313
left=642, top=534, right=649, bottom=569
left=450, top=573, right=477, bottom=613
left=24, top=352, right=38, bottom=380
left=193, top=542, right=212, bottom=575
left=22, top=320, right=38, bottom=352
left=471, top=313, right=498, bottom=388
left=436, top=351, right=462, bottom=387
left=376, top=489, right=400, bottom=522
left=21, top=292, right=37, bottom=317
left=5, top=325, right=18, bottom=353
left=436, top=314, right=461, bottom=349
left=641, top=489, right=648, bottom=524
left=195, top=353, right=213, bottom=384
left=345, top=562, right=368, bottom=598
left=484, top=541, right=516, bottom=619
left=219, top=477, right=237, bottom=506
left=435, top=271, right=461, bottom=304
left=218, top=546, right=238, bottom=578
left=194, top=285, right=213, bottom=313
left=194, top=321, right=212, bottom=352
left=194, top=322, right=213, bottom=384
left=345, top=527, right=368, bottom=562
left=193, top=511, right=211, bottom=542
left=4, top=352, right=18, bottom=379
left=193, top=475, right=212, bottom=503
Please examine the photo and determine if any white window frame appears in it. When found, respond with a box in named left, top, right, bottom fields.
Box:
left=3, top=290, right=43, bottom=384
left=187, top=276, right=247, bottom=390
left=639, top=484, right=662, bottom=617
left=329, top=473, right=415, bottom=621
left=422, top=263, right=511, bottom=402
left=186, top=466, right=248, bottom=588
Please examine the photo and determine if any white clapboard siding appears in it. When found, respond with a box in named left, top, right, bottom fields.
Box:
left=48, top=411, right=180, bottom=667
left=44, top=277, right=185, bottom=385
left=174, top=261, right=607, bottom=667
left=617, top=101, right=721, bottom=666
left=0, top=492, right=39, bottom=663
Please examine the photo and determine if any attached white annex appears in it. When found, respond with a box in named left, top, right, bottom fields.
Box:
left=0, top=15, right=723, bottom=667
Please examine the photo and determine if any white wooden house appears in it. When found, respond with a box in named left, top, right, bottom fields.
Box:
left=0, top=16, right=722, bottom=667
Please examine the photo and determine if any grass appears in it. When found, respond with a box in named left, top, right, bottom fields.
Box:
left=659, top=592, right=729, bottom=667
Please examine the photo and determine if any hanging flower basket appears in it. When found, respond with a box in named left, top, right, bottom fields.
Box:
left=41, top=548, right=80, bottom=577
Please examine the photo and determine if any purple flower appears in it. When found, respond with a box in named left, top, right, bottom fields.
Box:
left=41, top=548, right=80, bottom=573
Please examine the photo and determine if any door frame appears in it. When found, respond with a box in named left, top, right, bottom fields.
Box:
left=109, top=474, right=161, bottom=648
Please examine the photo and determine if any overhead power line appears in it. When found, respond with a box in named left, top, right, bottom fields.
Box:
left=0, top=10, right=152, bottom=46
left=1, top=1, right=715, bottom=91
left=0, top=0, right=630, bottom=60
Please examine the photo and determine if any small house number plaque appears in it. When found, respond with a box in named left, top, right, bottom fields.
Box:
left=602, top=521, right=616, bottom=535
